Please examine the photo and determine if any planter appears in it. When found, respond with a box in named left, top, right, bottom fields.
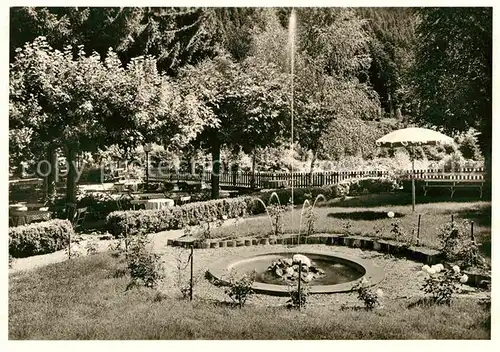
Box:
left=327, top=235, right=338, bottom=246
left=377, top=240, right=390, bottom=253
left=372, top=241, right=382, bottom=251
left=226, top=240, right=235, bottom=247
left=361, top=238, right=374, bottom=250
left=236, top=240, right=245, bottom=247
left=317, top=236, right=329, bottom=245
left=344, top=237, right=354, bottom=247
left=351, top=238, right=362, bottom=248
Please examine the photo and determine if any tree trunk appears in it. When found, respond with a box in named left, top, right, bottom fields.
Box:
left=211, top=138, right=221, bottom=199
left=45, top=147, right=57, bottom=205
left=190, top=156, right=196, bottom=175
left=251, top=150, right=256, bottom=189
left=308, top=150, right=317, bottom=186
left=66, top=146, right=77, bottom=219
left=232, top=163, right=238, bottom=187
left=388, top=92, right=393, bottom=118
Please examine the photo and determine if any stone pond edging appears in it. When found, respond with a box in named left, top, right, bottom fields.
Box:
left=166, top=233, right=491, bottom=288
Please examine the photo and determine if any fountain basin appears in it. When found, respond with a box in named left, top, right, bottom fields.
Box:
left=207, top=249, right=384, bottom=296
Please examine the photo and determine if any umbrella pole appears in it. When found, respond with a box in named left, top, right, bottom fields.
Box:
left=412, top=147, right=415, bottom=212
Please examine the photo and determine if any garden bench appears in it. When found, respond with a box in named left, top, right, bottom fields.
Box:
left=422, top=179, right=484, bottom=198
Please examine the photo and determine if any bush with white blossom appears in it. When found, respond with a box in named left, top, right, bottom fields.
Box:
left=420, top=263, right=468, bottom=305
left=352, top=277, right=383, bottom=310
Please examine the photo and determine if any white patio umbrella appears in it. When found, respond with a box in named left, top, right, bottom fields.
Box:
left=376, top=127, right=454, bottom=212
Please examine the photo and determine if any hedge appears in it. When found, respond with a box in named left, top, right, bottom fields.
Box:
left=340, top=177, right=400, bottom=196
left=106, top=197, right=261, bottom=237
left=105, top=178, right=399, bottom=238
left=9, top=219, right=74, bottom=258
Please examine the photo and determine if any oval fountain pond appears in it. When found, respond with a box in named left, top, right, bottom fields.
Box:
left=207, top=249, right=385, bottom=296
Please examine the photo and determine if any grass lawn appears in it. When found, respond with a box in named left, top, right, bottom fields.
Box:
left=212, top=193, right=491, bottom=257
left=9, top=253, right=490, bottom=339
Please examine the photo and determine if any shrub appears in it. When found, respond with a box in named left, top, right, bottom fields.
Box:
left=126, top=233, right=165, bottom=289
left=302, top=206, right=317, bottom=238
left=343, top=177, right=399, bottom=196
left=85, top=238, right=99, bottom=255
left=106, top=197, right=255, bottom=237
left=439, top=151, right=466, bottom=172
left=267, top=203, right=292, bottom=237
left=225, top=270, right=256, bottom=308
left=331, top=182, right=350, bottom=198
left=389, top=220, right=414, bottom=246
left=438, top=220, right=481, bottom=268
left=352, top=278, right=383, bottom=310
left=343, top=220, right=353, bottom=236
left=9, top=219, right=74, bottom=258
left=421, top=265, right=465, bottom=305
left=287, top=284, right=309, bottom=309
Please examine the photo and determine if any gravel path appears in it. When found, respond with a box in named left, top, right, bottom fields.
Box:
left=8, top=218, right=243, bottom=274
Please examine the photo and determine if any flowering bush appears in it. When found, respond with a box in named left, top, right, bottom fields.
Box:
left=126, top=233, right=165, bottom=289
left=287, top=284, right=309, bottom=309
left=348, top=177, right=400, bottom=195
left=85, top=237, right=99, bottom=255
left=303, top=206, right=318, bottom=238
left=389, top=220, right=414, bottom=246
left=352, top=277, right=383, bottom=310
left=266, top=200, right=293, bottom=237
left=343, top=220, right=353, bottom=235
left=420, top=264, right=468, bottom=305
left=438, top=220, right=481, bottom=268
left=224, top=270, right=256, bottom=308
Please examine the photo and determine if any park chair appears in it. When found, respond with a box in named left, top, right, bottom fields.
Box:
left=179, top=195, right=191, bottom=205
left=65, top=203, right=78, bottom=220
left=72, top=207, right=87, bottom=230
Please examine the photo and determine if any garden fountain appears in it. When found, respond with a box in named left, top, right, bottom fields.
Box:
left=207, top=10, right=384, bottom=295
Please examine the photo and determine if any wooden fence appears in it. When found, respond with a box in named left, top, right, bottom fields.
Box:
left=149, top=167, right=485, bottom=189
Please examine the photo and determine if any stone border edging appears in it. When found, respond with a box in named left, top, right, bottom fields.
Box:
left=166, top=234, right=490, bottom=288
left=206, top=249, right=385, bottom=296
